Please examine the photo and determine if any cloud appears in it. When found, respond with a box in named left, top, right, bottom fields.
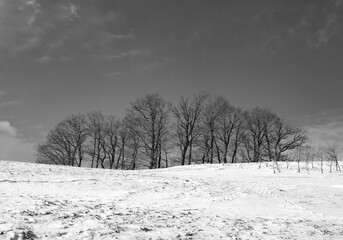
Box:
left=314, top=12, right=339, bottom=48
left=59, top=56, right=74, bottom=63
left=13, top=37, right=40, bottom=53
left=300, top=1, right=343, bottom=49
left=306, top=122, right=343, bottom=145
left=0, top=121, right=17, bottom=136
left=257, top=35, right=282, bottom=55
left=99, top=32, right=135, bottom=46
left=0, top=90, right=5, bottom=97
left=243, top=1, right=343, bottom=53
left=59, top=2, right=80, bottom=21
left=0, top=100, right=18, bottom=108
left=305, top=122, right=343, bottom=156
left=0, top=120, right=35, bottom=162
left=93, top=49, right=151, bottom=61
left=33, top=55, right=54, bottom=63
left=0, top=0, right=132, bottom=65
left=0, top=0, right=42, bottom=59
left=114, top=49, right=151, bottom=58
left=18, top=0, right=41, bottom=26
left=295, top=108, right=343, bottom=153
left=0, top=136, right=35, bottom=162
left=65, top=2, right=80, bottom=21
left=295, top=108, right=343, bottom=126
left=105, top=72, right=122, bottom=78
left=110, top=34, right=135, bottom=40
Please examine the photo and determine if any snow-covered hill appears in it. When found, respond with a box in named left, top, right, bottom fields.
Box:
left=0, top=161, right=342, bottom=240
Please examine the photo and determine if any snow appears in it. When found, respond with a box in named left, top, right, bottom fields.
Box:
left=0, top=161, right=343, bottom=239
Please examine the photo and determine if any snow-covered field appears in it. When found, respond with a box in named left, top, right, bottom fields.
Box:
left=0, top=161, right=343, bottom=240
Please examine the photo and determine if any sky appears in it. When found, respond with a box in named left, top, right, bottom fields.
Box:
left=0, top=0, right=343, bottom=162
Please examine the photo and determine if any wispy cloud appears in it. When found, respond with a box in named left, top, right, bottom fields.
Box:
left=12, top=37, right=40, bottom=53
left=93, top=49, right=151, bottom=61
left=59, top=56, right=74, bottom=63
left=102, top=33, right=135, bottom=42
left=294, top=108, right=343, bottom=152
left=33, top=56, right=54, bottom=63
left=302, top=1, right=343, bottom=49
left=18, top=0, right=41, bottom=26
left=0, top=100, right=18, bottom=108
left=257, top=35, right=282, bottom=55
left=305, top=122, right=343, bottom=154
left=105, top=72, right=122, bottom=78
left=246, top=1, right=343, bottom=53
left=57, top=2, right=80, bottom=21
left=114, top=49, right=151, bottom=58
left=294, top=108, right=343, bottom=126
left=32, top=55, right=73, bottom=64
left=313, top=13, right=339, bottom=48
left=0, top=1, right=133, bottom=65
left=0, top=0, right=41, bottom=60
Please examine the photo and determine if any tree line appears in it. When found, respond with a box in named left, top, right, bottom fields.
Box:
left=289, top=144, right=341, bottom=174
left=36, top=92, right=309, bottom=170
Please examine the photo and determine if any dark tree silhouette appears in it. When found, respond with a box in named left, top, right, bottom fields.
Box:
left=243, top=108, right=271, bottom=163
left=86, top=111, right=106, bottom=168
left=37, top=114, right=88, bottom=167
left=170, top=92, right=208, bottom=165
left=126, top=93, right=169, bottom=169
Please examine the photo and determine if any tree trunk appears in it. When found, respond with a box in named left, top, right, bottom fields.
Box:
left=109, top=154, right=115, bottom=169
left=210, top=134, right=214, bottom=164
left=202, top=152, right=206, bottom=164
left=215, top=141, right=221, bottom=164
left=116, top=150, right=122, bottom=169
left=165, top=150, right=169, bottom=168
left=188, top=140, right=193, bottom=165
left=157, top=143, right=162, bottom=169
left=181, top=148, right=187, bottom=166
left=121, top=146, right=125, bottom=170
left=231, top=142, right=238, bottom=164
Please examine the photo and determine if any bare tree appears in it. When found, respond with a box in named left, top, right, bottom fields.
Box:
left=127, top=93, right=169, bottom=169
left=326, top=144, right=341, bottom=172
left=315, top=147, right=325, bottom=174
left=103, top=115, right=120, bottom=169
left=264, top=116, right=307, bottom=173
left=126, top=122, right=141, bottom=170
left=243, top=108, right=270, bottom=163
left=161, top=133, right=173, bottom=168
left=67, top=114, right=88, bottom=167
left=230, top=108, right=245, bottom=163
left=195, top=96, right=237, bottom=165
left=36, top=132, right=70, bottom=166
left=199, top=96, right=228, bottom=164
left=293, top=147, right=304, bottom=173
left=214, top=99, right=234, bottom=163
left=117, top=121, right=129, bottom=169
left=170, top=92, right=208, bottom=165
left=215, top=102, right=247, bottom=164
left=304, top=145, right=312, bottom=174
left=36, top=92, right=309, bottom=171
left=86, top=111, right=106, bottom=168
left=37, top=114, right=88, bottom=167
left=197, top=126, right=211, bottom=164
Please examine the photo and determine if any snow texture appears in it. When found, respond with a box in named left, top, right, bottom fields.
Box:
left=0, top=161, right=343, bottom=239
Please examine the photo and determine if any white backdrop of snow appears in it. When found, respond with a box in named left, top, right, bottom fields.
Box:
left=0, top=161, right=342, bottom=239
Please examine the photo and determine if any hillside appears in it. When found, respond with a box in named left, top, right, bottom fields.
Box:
left=0, top=161, right=343, bottom=240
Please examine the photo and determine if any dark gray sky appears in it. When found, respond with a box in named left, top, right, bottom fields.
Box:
left=1, top=0, right=343, bottom=162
